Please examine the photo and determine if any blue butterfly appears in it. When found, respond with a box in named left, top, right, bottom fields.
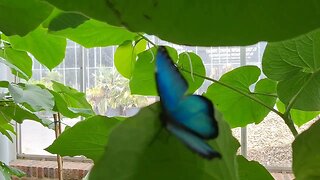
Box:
left=155, top=46, right=221, bottom=159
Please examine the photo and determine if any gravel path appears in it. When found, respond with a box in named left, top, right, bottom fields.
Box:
left=232, top=112, right=317, bottom=168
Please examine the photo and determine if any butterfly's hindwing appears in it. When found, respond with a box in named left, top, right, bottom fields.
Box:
left=166, top=122, right=221, bottom=159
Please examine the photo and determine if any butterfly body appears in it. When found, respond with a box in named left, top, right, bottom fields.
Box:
left=155, top=46, right=221, bottom=159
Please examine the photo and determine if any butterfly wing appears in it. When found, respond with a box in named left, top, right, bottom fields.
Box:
left=166, top=122, right=221, bottom=159
left=171, top=95, right=218, bottom=139
left=156, top=46, right=187, bottom=112
left=156, top=46, right=220, bottom=159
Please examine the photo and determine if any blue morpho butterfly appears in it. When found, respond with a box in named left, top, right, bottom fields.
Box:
left=155, top=46, right=221, bottom=159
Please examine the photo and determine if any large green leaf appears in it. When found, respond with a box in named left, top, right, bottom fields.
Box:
left=49, top=18, right=136, bottom=48
left=237, top=156, right=273, bottom=180
left=178, top=52, right=205, bottom=94
left=90, top=103, right=240, bottom=180
left=205, top=66, right=277, bottom=127
left=0, top=161, right=25, bottom=180
left=8, top=84, right=54, bottom=111
left=0, top=47, right=32, bottom=80
left=46, top=115, right=120, bottom=162
left=277, top=101, right=319, bottom=126
left=0, top=123, right=15, bottom=142
left=263, top=30, right=320, bottom=111
left=114, top=41, right=136, bottom=79
left=48, top=12, right=89, bottom=31
left=114, top=40, right=147, bottom=78
left=50, top=91, right=91, bottom=118
left=0, top=0, right=52, bottom=36
left=0, top=104, right=52, bottom=127
left=7, top=27, right=66, bottom=70
left=293, top=120, right=320, bottom=180
left=130, top=47, right=158, bottom=95
left=45, top=0, right=320, bottom=46
left=130, top=47, right=204, bottom=95
left=51, top=81, right=94, bottom=115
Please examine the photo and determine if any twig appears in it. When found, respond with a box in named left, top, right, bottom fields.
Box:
left=180, top=67, right=282, bottom=116
left=53, top=113, right=63, bottom=180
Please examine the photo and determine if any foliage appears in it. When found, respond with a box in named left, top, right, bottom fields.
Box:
left=46, top=115, right=120, bottom=162
left=90, top=103, right=240, bottom=180
left=293, top=120, right=320, bottom=180
left=1, top=1, right=320, bottom=179
left=263, top=29, right=320, bottom=111
left=86, top=69, right=149, bottom=115
left=0, top=161, right=25, bottom=180
left=43, top=0, right=320, bottom=46
left=205, top=66, right=277, bottom=127
left=237, top=155, right=273, bottom=180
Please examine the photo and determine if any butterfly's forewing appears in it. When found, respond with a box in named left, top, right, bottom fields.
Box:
left=171, top=95, right=218, bottom=139
left=166, top=123, right=221, bottom=159
left=156, top=46, right=188, bottom=112
left=155, top=46, right=221, bottom=159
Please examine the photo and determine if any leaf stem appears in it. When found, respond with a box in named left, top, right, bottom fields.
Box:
left=137, top=33, right=156, bottom=46
left=284, top=73, right=315, bottom=116
left=180, top=68, right=282, bottom=117
left=279, top=113, right=298, bottom=136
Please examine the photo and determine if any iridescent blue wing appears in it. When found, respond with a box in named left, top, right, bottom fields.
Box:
left=155, top=46, right=220, bottom=159
left=156, top=46, right=187, bottom=112
left=156, top=46, right=218, bottom=139
left=171, top=95, right=218, bottom=139
left=166, top=123, right=221, bottom=159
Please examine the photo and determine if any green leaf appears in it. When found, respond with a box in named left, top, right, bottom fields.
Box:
left=205, top=66, right=277, bottom=127
left=237, top=155, right=273, bottom=180
left=0, top=161, right=26, bottom=180
left=0, top=81, right=9, bottom=88
left=52, top=81, right=94, bottom=115
left=0, top=47, right=32, bottom=80
left=263, top=30, right=320, bottom=111
left=293, top=120, right=320, bottom=180
left=90, top=103, right=240, bottom=180
left=7, top=27, right=67, bottom=70
left=0, top=123, right=14, bottom=142
left=114, top=41, right=136, bottom=78
left=45, top=0, right=320, bottom=46
left=277, top=101, right=319, bottom=126
left=51, top=90, right=92, bottom=118
left=44, top=0, right=119, bottom=26
left=178, top=52, right=205, bottom=93
left=48, top=12, right=89, bottom=31
left=0, top=0, right=52, bottom=36
left=130, top=46, right=201, bottom=95
left=8, top=84, right=54, bottom=111
left=49, top=19, right=136, bottom=48
left=114, top=39, right=146, bottom=79
left=0, top=104, right=52, bottom=127
left=130, top=47, right=158, bottom=95
left=45, top=115, right=120, bottom=162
